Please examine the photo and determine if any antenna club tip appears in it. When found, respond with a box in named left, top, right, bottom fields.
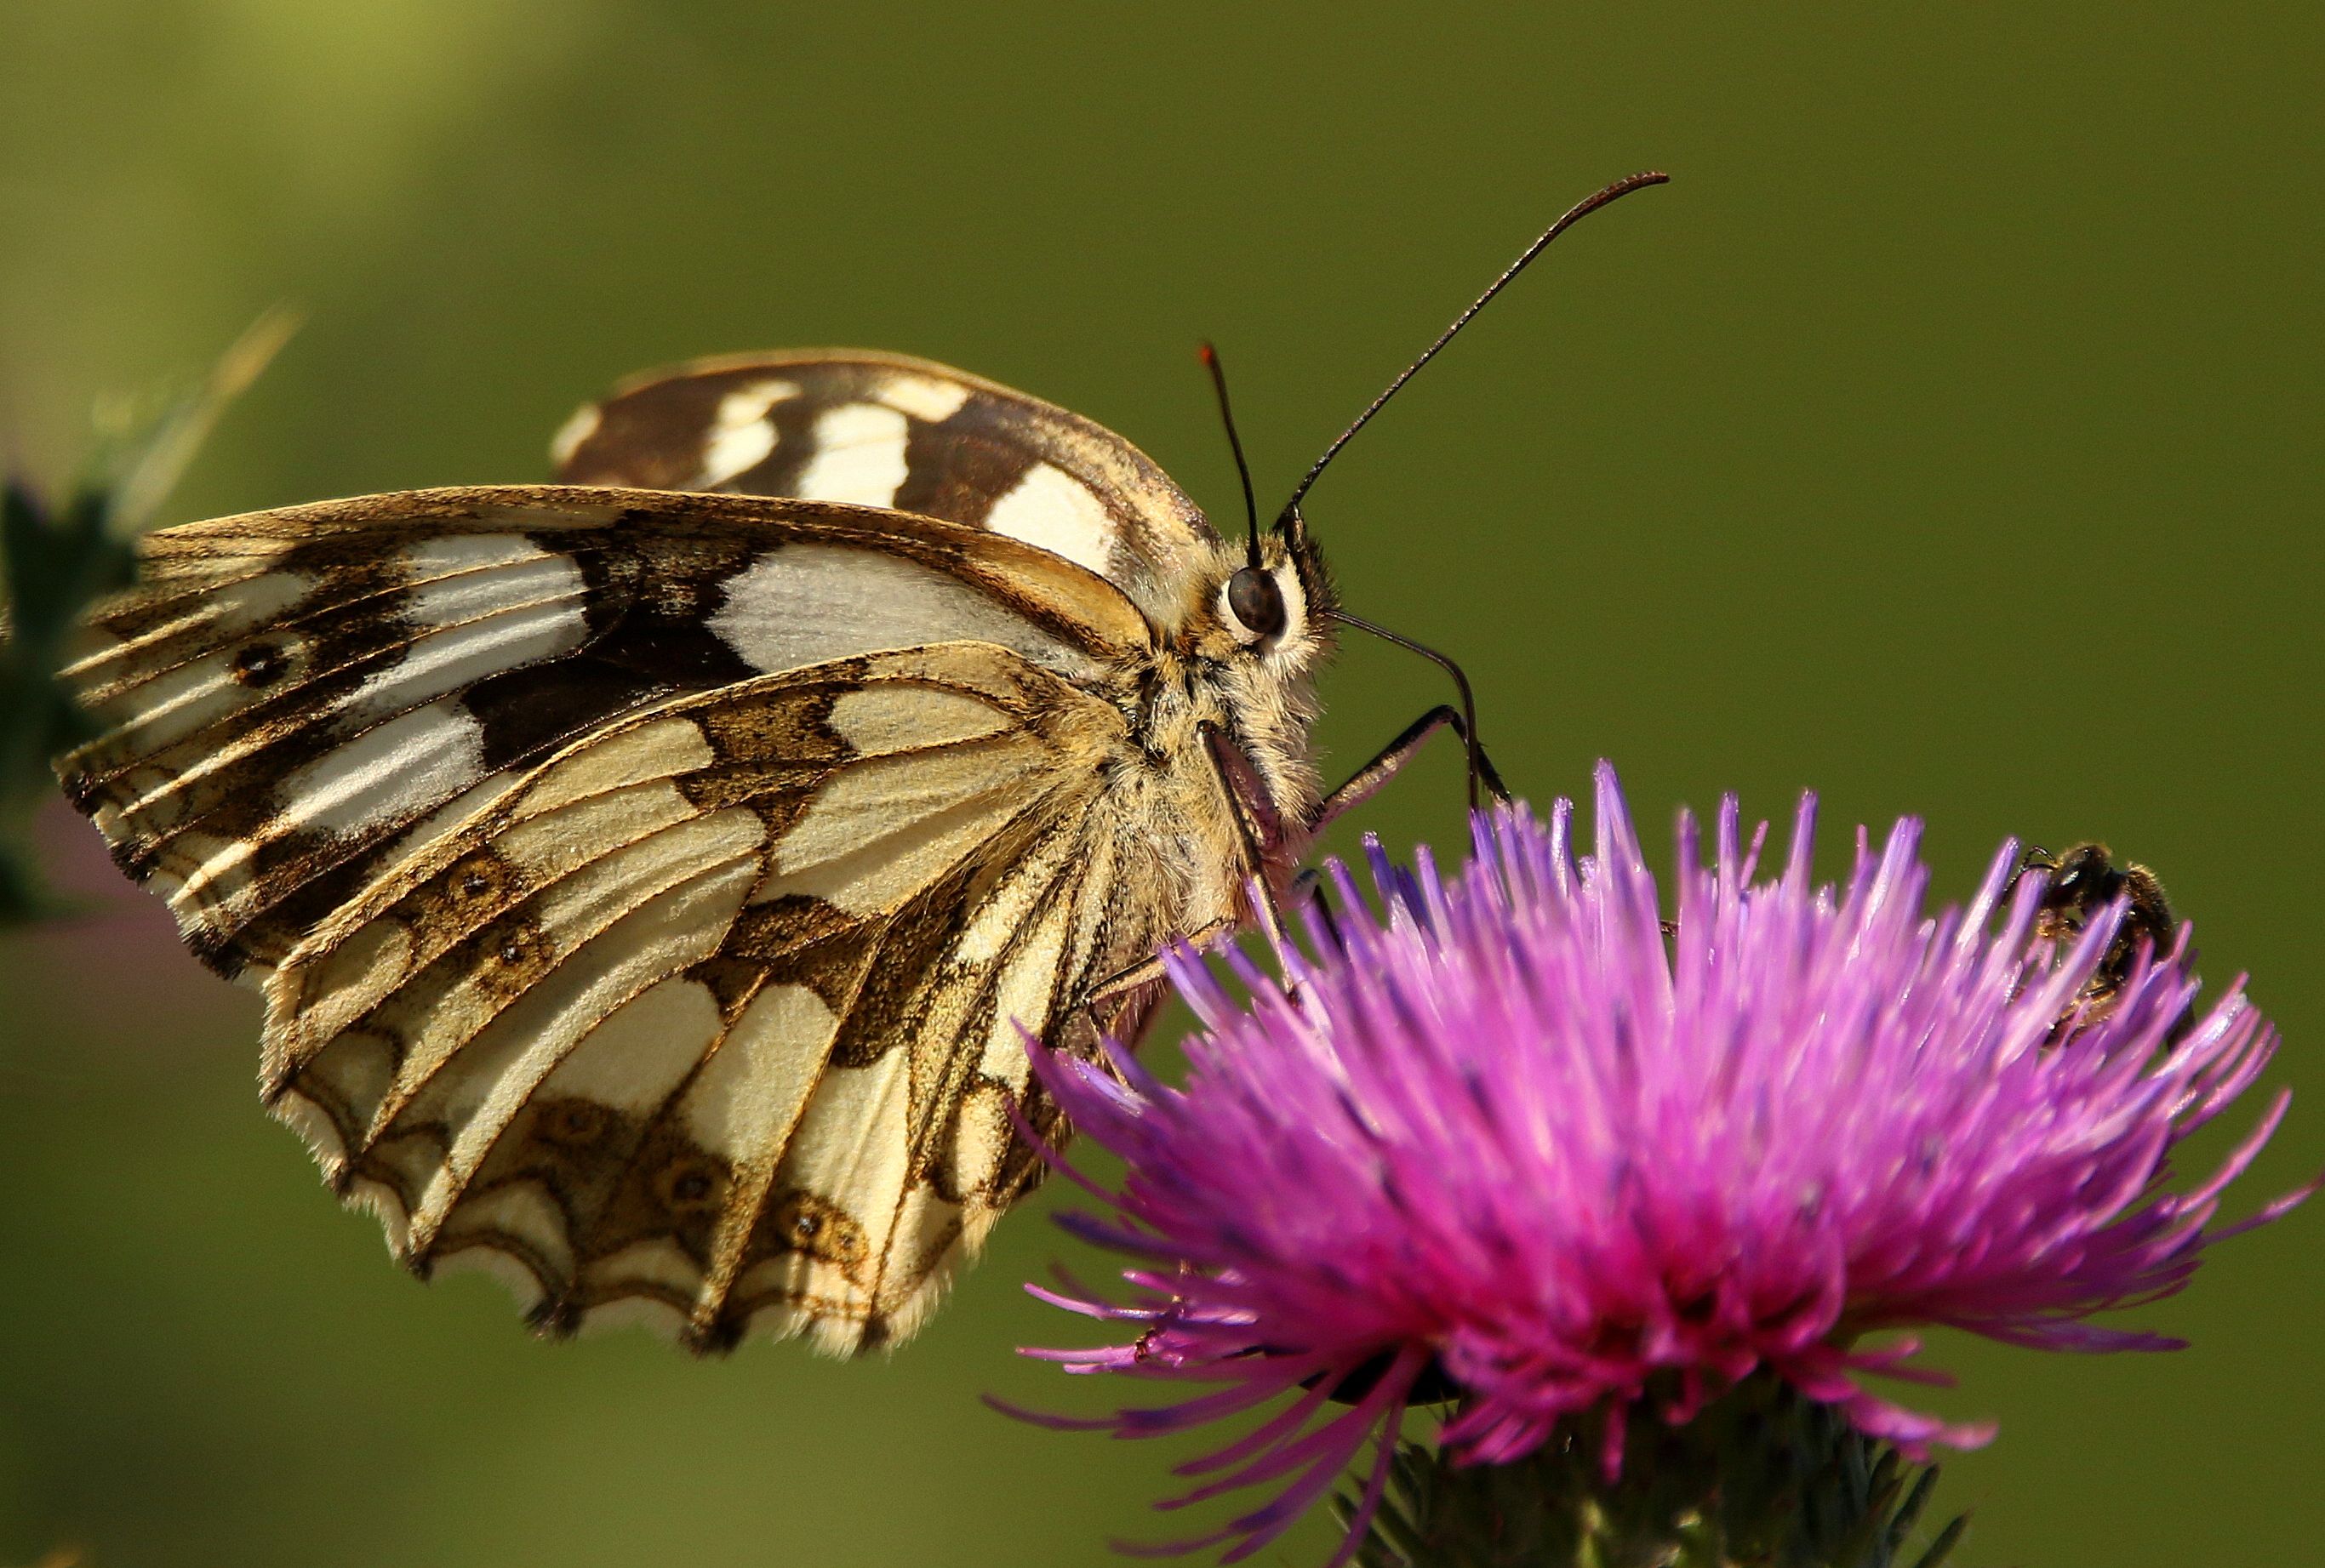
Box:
left=1197, top=341, right=1220, bottom=366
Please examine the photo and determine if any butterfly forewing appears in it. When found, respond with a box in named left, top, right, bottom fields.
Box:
left=552, top=351, right=1219, bottom=619
left=59, top=486, right=1145, bottom=979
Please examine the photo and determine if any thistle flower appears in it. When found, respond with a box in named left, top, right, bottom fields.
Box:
left=1014, top=764, right=2305, bottom=1565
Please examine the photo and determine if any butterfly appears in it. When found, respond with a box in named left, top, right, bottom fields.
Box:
left=54, top=173, right=1664, bottom=1355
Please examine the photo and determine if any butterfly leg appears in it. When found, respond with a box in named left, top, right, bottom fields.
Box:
left=1289, top=865, right=1346, bottom=951
left=1199, top=722, right=1299, bottom=955
left=1308, top=721, right=1647, bottom=938
left=1307, top=704, right=1511, bottom=833
left=1076, top=917, right=1241, bottom=1035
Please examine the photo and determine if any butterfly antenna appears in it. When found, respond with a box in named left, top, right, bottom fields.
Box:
left=1276, top=169, right=1669, bottom=527
left=1328, top=608, right=1499, bottom=814
left=1197, top=341, right=1265, bottom=569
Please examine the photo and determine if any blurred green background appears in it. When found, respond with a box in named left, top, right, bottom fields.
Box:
left=2, top=3, right=2319, bottom=1564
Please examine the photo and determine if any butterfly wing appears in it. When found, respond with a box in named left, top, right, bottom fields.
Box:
left=59, top=485, right=1147, bottom=980
left=551, top=350, right=1218, bottom=620
left=59, top=484, right=1190, bottom=1353
left=260, top=640, right=1147, bottom=1354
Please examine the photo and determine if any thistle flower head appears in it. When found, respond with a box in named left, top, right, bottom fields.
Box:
left=1018, top=765, right=2305, bottom=1565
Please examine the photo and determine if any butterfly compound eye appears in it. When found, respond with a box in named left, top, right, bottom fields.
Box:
left=1225, top=566, right=1287, bottom=640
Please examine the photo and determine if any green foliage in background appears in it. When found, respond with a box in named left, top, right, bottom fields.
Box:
left=0, top=481, right=131, bottom=921
left=0, top=4, right=2316, bottom=1567
left=0, top=314, right=288, bottom=920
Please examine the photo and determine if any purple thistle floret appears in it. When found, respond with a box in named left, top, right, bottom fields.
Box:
left=1014, top=764, right=2307, bottom=1566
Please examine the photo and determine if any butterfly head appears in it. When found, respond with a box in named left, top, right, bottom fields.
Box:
left=1183, top=516, right=1335, bottom=677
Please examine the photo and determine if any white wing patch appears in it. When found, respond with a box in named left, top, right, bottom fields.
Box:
left=343, top=597, right=586, bottom=721
left=696, top=379, right=801, bottom=488
left=534, top=975, right=724, bottom=1114
left=76, top=568, right=308, bottom=669
left=278, top=700, right=487, bottom=841
left=826, top=684, right=1014, bottom=755
left=547, top=404, right=602, bottom=469
left=706, top=544, right=1096, bottom=681
left=96, top=640, right=297, bottom=755
left=399, top=543, right=585, bottom=625
left=764, top=740, right=1049, bottom=917
left=792, top=402, right=909, bottom=506
left=985, top=460, right=1117, bottom=577
left=872, top=373, right=971, bottom=424
left=681, top=984, right=836, bottom=1160
left=397, top=532, right=568, bottom=586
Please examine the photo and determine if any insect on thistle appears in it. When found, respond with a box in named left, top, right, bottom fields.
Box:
left=2013, top=840, right=2195, bottom=1046
left=55, top=171, right=1669, bottom=1354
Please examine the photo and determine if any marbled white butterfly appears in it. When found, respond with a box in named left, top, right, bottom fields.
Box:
left=57, top=174, right=1664, bottom=1354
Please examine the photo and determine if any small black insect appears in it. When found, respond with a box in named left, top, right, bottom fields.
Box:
left=2011, top=841, right=2193, bottom=1046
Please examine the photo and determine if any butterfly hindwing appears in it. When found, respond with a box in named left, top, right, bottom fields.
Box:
left=552, top=351, right=1219, bottom=619
left=58, top=485, right=1148, bottom=980
left=262, top=639, right=1141, bottom=1353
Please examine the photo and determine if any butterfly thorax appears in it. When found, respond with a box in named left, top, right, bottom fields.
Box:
left=1117, top=531, right=1335, bottom=909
